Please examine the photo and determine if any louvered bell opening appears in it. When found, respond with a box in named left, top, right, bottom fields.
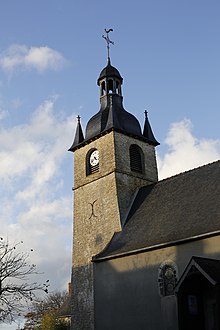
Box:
left=130, top=145, right=143, bottom=173
left=89, top=163, right=99, bottom=174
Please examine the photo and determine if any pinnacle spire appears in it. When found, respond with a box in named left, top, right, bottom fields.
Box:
left=68, top=115, right=84, bottom=152
left=143, top=110, right=160, bottom=146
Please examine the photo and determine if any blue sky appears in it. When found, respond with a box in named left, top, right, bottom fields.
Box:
left=1, top=1, right=220, bottom=328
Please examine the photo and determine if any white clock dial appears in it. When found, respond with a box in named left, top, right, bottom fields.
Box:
left=90, top=150, right=99, bottom=166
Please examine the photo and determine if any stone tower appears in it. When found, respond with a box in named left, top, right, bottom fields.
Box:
left=69, top=58, right=159, bottom=330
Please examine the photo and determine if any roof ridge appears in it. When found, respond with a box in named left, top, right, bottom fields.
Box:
left=158, top=159, right=220, bottom=184
left=192, top=255, right=220, bottom=262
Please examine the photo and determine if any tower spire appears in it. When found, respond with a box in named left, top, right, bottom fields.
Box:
left=68, top=115, right=84, bottom=151
left=143, top=110, right=160, bottom=146
left=102, top=28, right=114, bottom=62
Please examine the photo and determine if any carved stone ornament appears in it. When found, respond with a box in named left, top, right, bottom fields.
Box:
left=158, top=260, right=178, bottom=297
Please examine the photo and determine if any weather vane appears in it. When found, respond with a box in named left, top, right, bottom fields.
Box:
left=102, top=28, right=114, bottom=61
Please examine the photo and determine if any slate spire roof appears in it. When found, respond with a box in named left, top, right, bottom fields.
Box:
left=68, top=115, right=84, bottom=152
left=69, top=61, right=159, bottom=152
left=97, top=58, right=122, bottom=84
left=143, top=110, right=159, bottom=146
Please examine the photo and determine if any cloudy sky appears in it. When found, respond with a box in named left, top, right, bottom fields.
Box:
left=1, top=1, right=220, bottom=328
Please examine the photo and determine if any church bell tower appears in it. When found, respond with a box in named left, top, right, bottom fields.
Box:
left=69, top=30, right=159, bottom=330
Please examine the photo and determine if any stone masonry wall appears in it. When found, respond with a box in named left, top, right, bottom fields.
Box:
left=71, top=130, right=158, bottom=329
left=113, top=131, right=158, bottom=224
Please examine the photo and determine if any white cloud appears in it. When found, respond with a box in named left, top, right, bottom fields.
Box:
left=0, top=44, right=66, bottom=74
left=0, top=98, right=77, bottom=294
left=10, top=98, right=23, bottom=110
left=158, top=118, right=220, bottom=179
left=0, top=97, right=8, bottom=120
left=0, top=109, right=7, bottom=120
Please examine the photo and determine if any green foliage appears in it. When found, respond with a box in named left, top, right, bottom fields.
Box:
left=39, top=311, right=70, bottom=330
left=40, top=311, right=56, bottom=330
left=23, top=291, right=70, bottom=330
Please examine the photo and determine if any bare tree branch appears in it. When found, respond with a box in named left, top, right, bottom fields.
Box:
left=0, top=237, right=49, bottom=323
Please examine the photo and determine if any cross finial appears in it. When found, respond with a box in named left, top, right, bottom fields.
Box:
left=102, top=28, right=114, bottom=62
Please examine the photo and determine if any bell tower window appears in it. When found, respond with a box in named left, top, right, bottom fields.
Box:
left=129, top=144, right=144, bottom=173
left=101, top=81, right=106, bottom=96
left=108, top=79, right=114, bottom=94
left=86, top=149, right=99, bottom=176
left=116, top=80, right=121, bottom=95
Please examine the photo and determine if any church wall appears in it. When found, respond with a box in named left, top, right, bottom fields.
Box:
left=74, top=130, right=158, bottom=191
left=74, top=132, right=116, bottom=190
left=113, top=131, right=158, bottom=183
left=73, top=172, right=122, bottom=266
left=94, top=234, right=220, bottom=330
left=73, top=130, right=158, bottom=235
left=71, top=129, right=158, bottom=329
left=113, top=131, right=158, bottom=224
left=72, top=133, right=121, bottom=330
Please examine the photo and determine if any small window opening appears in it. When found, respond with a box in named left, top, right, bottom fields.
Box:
left=101, top=81, right=106, bottom=96
left=129, top=144, right=144, bottom=173
left=108, top=79, right=114, bottom=94
left=116, top=81, right=121, bottom=95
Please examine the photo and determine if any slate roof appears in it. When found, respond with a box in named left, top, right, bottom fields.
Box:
left=194, top=256, right=220, bottom=283
left=175, top=256, right=220, bottom=291
left=68, top=116, right=84, bottom=152
left=84, top=60, right=148, bottom=143
left=143, top=111, right=159, bottom=146
left=97, top=58, right=123, bottom=85
left=84, top=95, right=144, bottom=141
left=95, top=160, right=220, bottom=260
left=68, top=61, right=159, bottom=152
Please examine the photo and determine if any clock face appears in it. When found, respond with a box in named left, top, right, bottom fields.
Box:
left=90, top=150, right=99, bottom=166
